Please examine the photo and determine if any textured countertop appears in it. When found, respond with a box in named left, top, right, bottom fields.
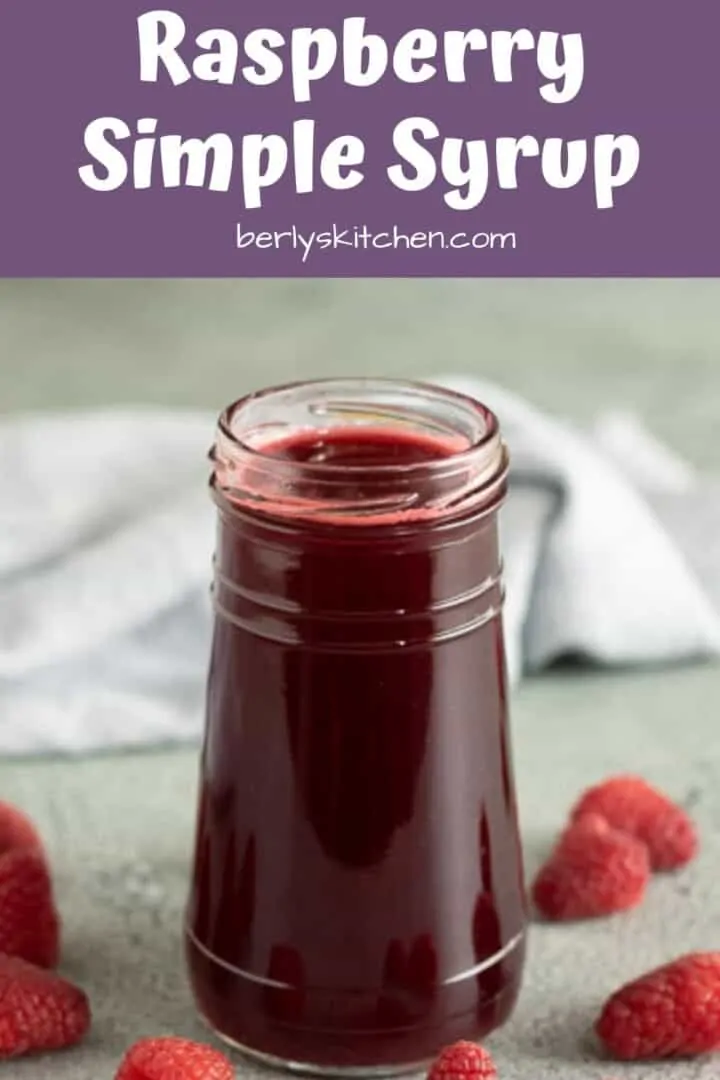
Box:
left=1, top=278, right=719, bottom=1079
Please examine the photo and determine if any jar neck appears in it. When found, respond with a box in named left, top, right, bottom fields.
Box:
left=211, top=378, right=508, bottom=528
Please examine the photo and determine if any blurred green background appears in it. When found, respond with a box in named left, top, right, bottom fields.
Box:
left=1, top=279, right=719, bottom=467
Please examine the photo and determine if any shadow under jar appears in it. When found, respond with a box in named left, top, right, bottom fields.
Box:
left=185, top=379, right=527, bottom=1075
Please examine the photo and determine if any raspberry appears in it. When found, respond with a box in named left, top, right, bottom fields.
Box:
left=571, top=775, right=698, bottom=871
left=0, top=801, right=59, bottom=968
left=427, top=1040, right=497, bottom=1080
left=532, top=813, right=650, bottom=920
left=115, top=1036, right=235, bottom=1080
left=596, top=952, right=720, bottom=1059
left=0, top=953, right=90, bottom=1058
left=0, top=847, right=60, bottom=968
left=0, top=802, right=43, bottom=855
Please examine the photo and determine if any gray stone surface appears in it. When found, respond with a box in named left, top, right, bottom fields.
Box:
left=0, top=279, right=719, bottom=1079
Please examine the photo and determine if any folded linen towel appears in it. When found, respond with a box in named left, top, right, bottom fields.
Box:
left=0, top=378, right=717, bottom=755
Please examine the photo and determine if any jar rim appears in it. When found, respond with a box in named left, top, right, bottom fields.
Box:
left=213, top=378, right=507, bottom=527
left=217, top=377, right=501, bottom=476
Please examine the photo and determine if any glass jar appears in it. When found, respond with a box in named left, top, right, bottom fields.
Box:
left=185, top=379, right=526, bottom=1075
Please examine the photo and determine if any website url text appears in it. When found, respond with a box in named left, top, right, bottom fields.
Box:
left=235, top=223, right=517, bottom=263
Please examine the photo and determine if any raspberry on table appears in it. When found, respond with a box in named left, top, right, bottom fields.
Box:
left=596, top=952, right=720, bottom=1059
left=115, top=1036, right=235, bottom=1080
left=532, top=813, right=650, bottom=920
left=570, top=775, right=698, bottom=871
left=0, top=953, right=90, bottom=1058
left=426, top=1040, right=497, bottom=1080
left=0, top=831, right=60, bottom=967
left=0, top=804, right=70, bottom=1057
left=0, top=801, right=44, bottom=856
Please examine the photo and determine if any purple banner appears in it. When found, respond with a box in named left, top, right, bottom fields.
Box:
left=0, top=1, right=717, bottom=276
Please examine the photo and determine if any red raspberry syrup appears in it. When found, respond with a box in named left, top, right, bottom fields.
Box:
left=185, top=380, right=527, bottom=1073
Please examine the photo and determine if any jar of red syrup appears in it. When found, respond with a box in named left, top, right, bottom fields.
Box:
left=185, top=379, right=527, bottom=1074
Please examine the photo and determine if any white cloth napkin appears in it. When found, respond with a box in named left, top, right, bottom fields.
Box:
left=1, top=380, right=718, bottom=756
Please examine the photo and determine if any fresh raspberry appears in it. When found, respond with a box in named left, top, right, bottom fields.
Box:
left=0, top=953, right=90, bottom=1058
left=570, top=775, right=698, bottom=871
left=0, top=848, right=60, bottom=968
left=596, top=952, right=720, bottom=1059
left=115, top=1037, right=235, bottom=1080
left=532, top=813, right=650, bottom=920
left=0, top=802, right=43, bottom=855
left=427, top=1040, right=497, bottom=1080
left=0, top=801, right=59, bottom=968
